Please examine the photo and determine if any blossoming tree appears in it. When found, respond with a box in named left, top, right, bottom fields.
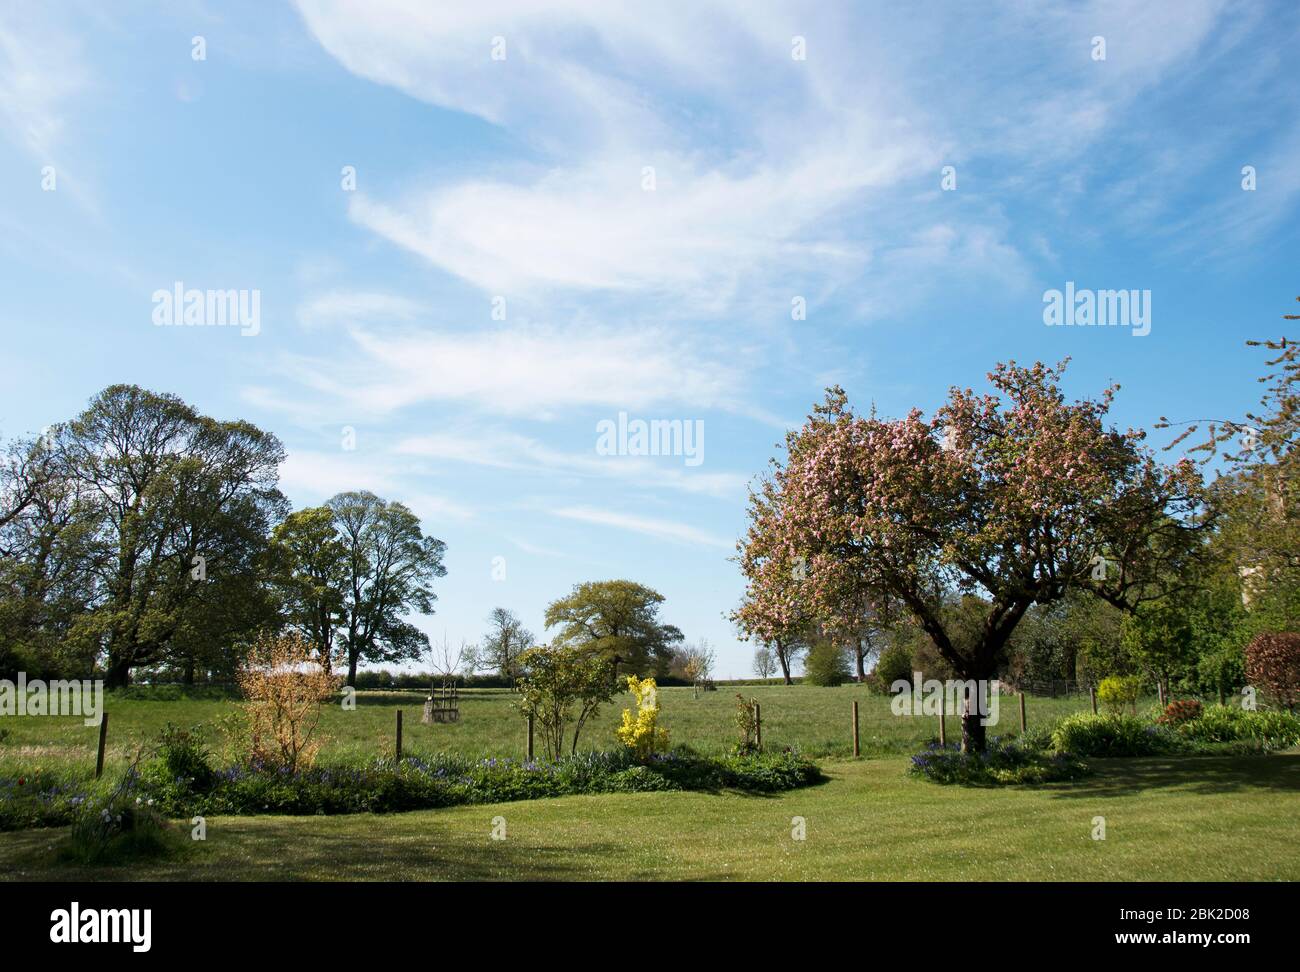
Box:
left=737, top=360, right=1208, bottom=751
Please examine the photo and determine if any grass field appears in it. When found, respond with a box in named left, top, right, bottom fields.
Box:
left=0, top=683, right=1100, bottom=778
left=3, top=754, right=1297, bottom=881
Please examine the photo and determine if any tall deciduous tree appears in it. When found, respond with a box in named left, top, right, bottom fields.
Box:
left=477, top=607, right=534, bottom=686
left=329, top=491, right=447, bottom=685
left=543, top=580, right=683, bottom=676
left=53, top=385, right=287, bottom=686
left=266, top=506, right=348, bottom=671
left=741, top=362, right=1207, bottom=751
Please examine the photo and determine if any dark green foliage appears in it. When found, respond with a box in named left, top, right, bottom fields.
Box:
left=873, top=640, right=913, bottom=688
left=128, top=744, right=822, bottom=819
left=1178, top=704, right=1300, bottom=750
left=803, top=639, right=850, bottom=686
left=909, top=738, right=1089, bottom=786
left=1050, top=712, right=1187, bottom=757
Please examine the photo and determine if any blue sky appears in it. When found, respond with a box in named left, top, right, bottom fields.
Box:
left=1, top=1, right=1298, bottom=677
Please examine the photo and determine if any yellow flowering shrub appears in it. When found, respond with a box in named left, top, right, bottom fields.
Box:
left=615, top=675, right=670, bottom=758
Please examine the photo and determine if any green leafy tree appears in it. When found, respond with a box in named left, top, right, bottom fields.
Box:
left=329, top=491, right=447, bottom=686
left=543, top=580, right=683, bottom=677
left=1120, top=600, right=1196, bottom=700
left=51, top=385, right=287, bottom=686
left=266, top=506, right=348, bottom=671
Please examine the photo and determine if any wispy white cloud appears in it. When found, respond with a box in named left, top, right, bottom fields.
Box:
left=0, top=8, right=87, bottom=159
left=277, top=449, right=475, bottom=522
left=550, top=505, right=732, bottom=550
left=266, top=313, right=753, bottom=420
left=295, top=290, right=423, bottom=330
left=396, top=429, right=747, bottom=500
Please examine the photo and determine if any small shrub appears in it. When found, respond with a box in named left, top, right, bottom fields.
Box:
left=909, top=737, right=1088, bottom=786
left=803, top=638, right=850, bottom=686
left=1157, top=699, right=1203, bottom=727
left=157, top=723, right=216, bottom=790
left=1179, top=704, right=1300, bottom=750
left=1015, top=725, right=1055, bottom=752
left=514, top=644, right=616, bottom=760
left=873, top=641, right=914, bottom=688
left=615, top=675, right=670, bottom=758
left=1050, top=712, right=1185, bottom=757
left=1097, top=675, right=1143, bottom=714
left=734, top=695, right=760, bottom=754
left=238, top=631, right=341, bottom=772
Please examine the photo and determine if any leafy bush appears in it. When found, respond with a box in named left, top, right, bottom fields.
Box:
left=874, top=641, right=914, bottom=688
left=1015, top=725, right=1055, bottom=752
left=238, top=631, right=341, bottom=772
left=909, top=738, right=1089, bottom=786
left=803, top=639, right=850, bottom=686
left=1050, top=712, right=1186, bottom=757
left=1157, top=699, right=1203, bottom=727
left=158, top=723, right=216, bottom=790
left=1245, top=632, right=1300, bottom=711
left=1179, top=704, right=1300, bottom=750
left=615, top=675, right=670, bottom=758
left=733, top=694, right=760, bottom=754
left=1097, top=675, right=1143, bottom=714
left=134, top=746, right=823, bottom=818
left=514, top=644, right=616, bottom=760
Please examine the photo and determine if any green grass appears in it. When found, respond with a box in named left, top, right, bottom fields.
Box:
left=0, top=683, right=1099, bottom=779
left=3, top=754, right=1297, bottom=881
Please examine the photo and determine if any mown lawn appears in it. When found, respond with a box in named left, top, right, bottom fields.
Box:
left=3, top=754, right=1297, bottom=881
left=0, top=684, right=1098, bottom=778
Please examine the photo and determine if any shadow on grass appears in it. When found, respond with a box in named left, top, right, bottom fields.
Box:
left=1040, top=753, right=1300, bottom=800
left=2, top=817, right=629, bottom=881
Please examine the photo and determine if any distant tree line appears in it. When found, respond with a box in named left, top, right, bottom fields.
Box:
left=0, top=385, right=445, bottom=686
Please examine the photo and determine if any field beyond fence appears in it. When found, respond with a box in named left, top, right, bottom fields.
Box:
left=0, top=683, right=1110, bottom=778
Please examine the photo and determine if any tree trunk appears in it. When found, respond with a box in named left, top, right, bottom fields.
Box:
left=105, top=656, right=132, bottom=689
left=777, top=644, right=793, bottom=685
left=960, top=705, right=987, bottom=754
left=854, top=644, right=867, bottom=682
left=347, top=652, right=359, bottom=686
left=183, top=654, right=196, bottom=686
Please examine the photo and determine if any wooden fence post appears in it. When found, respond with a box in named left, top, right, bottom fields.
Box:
left=396, top=709, right=403, bottom=762
left=851, top=700, right=860, bottom=758
left=938, top=711, right=946, bottom=748
left=1018, top=692, right=1027, bottom=733
left=1090, top=686, right=1098, bottom=714
left=754, top=702, right=762, bottom=751
left=526, top=713, right=534, bottom=762
left=95, top=712, right=109, bottom=779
